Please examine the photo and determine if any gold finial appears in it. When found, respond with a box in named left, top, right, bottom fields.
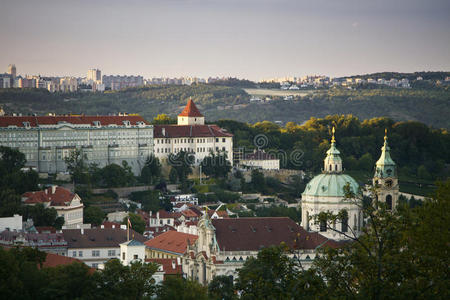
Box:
left=331, top=126, right=336, bottom=143
left=384, top=128, right=388, bottom=141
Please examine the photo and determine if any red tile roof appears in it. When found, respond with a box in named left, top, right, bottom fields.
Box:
left=0, top=115, right=149, bottom=128
left=244, top=150, right=279, bottom=160
left=101, top=221, right=122, bottom=229
left=153, top=124, right=233, bottom=138
left=62, top=228, right=146, bottom=248
left=150, top=210, right=181, bottom=219
left=178, top=99, right=203, bottom=117
left=211, top=217, right=342, bottom=251
left=36, top=226, right=57, bottom=234
left=145, top=231, right=198, bottom=255
left=208, top=210, right=229, bottom=218
left=42, top=252, right=83, bottom=268
left=182, top=209, right=199, bottom=218
left=23, top=186, right=77, bottom=207
left=145, top=258, right=182, bottom=275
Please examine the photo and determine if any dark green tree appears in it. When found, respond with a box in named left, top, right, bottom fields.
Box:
left=313, top=180, right=450, bottom=299
left=122, top=213, right=145, bottom=234
left=140, top=155, right=161, bottom=185
left=156, top=276, right=208, bottom=300
left=64, top=149, right=89, bottom=185
left=97, top=259, right=159, bottom=300
left=251, top=169, right=265, bottom=193
left=235, top=245, right=326, bottom=299
left=83, top=206, right=106, bottom=226
left=208, top=275, right=237, bottom=300
left=168, top=151, right=193, bottom=183
left=169, top=168, right=178, bottom=184
left=41, top=262, right=97, bottom=300
left=101, top=164, right=130, bottom=187
left=201, top=152, right=232, bottom=179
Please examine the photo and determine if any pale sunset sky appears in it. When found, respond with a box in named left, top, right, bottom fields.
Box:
left=1, top=0, right=449, bottom=80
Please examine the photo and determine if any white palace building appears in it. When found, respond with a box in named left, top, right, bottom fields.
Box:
left=0, top=114, right=153, bottom=175
left=0, top=99, right=233, bottom=175
left=153, top=99, right=233, bottom=164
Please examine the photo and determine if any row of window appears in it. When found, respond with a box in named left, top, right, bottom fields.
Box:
left=156, top=137, right=227, bottom=144
left=72, top=249, right=116, bottom=257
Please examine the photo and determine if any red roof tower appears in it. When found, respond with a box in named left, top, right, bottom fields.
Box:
left=178, top=98, right=203, bottom=117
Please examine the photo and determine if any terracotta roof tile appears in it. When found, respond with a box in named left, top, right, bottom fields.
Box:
left=153, top=124, right=233, bottom=138
left=178, top=99, right=203, bottom=117
left=62, top=228, right=146, bottom=248
left=0, top=115, right=150, bottom=128
left=144, top=231, right=198, bottom=255
left=23, top=186, right=77, bottom=207
left=211, top=217, right=342, bottom=251
left=145, top=258, right=182, bottom=275
left=244, top=150, right=279, bottom=160
left=42, top=252, right=83, bottom=268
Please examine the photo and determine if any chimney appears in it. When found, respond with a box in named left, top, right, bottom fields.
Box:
left=172, top=260, right=176, bottom=269
left=112, top=225, right=115, bottom=229
left=45, top=189, right=48, bottom=194
left=51, top=185, right=56, bottom=194
left=176, top=257, right=181, bottom=266
left=81, top=228, right=84, bottom=235
left=162, top=128, right=166, bottom=136
left=101, top=225, right=104, bottom=229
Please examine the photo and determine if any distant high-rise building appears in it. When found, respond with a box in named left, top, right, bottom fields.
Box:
left=7, top=64, right=16, bottom=79
left=87, top=69, right=102, bottom=84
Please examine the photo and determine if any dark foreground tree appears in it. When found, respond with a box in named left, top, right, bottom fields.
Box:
left=156, top=276, right=208, bottom=300
left=208, top=275, right=237, bottom=300
left=313, top=180, right=450, bottom=300
left=235, top=246, right=326, bottom=300
left=97, top=259, right=159, bottom=300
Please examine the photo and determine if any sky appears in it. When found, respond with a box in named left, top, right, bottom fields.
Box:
left=1, top=0, right=449, bottom=80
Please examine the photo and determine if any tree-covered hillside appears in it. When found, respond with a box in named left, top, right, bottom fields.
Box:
left=216, top=115, right=450, bottom=192
left=0, top=84, right=449, bottom=128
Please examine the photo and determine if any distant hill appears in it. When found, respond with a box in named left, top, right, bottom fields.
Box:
left=338, top=71, right=450, bottom=81
left=0, top=83, right=449, bottom=128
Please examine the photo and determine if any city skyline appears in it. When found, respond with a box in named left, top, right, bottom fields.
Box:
left=1, top=0, right=450, bottom=81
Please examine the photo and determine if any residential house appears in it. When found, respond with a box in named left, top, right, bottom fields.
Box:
left=62, top=227, right=146, bottom=268
left=145, top=230, right=198, bottom=260
left=22, top=186, right=84, bottom=228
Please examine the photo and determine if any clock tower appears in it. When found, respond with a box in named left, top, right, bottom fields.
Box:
left=373, top=129, right=399, bottom=210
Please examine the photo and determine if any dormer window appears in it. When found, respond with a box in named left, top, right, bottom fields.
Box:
left=123, top=120, right=131, bottom=127
left=93, top=121, right=101, bottom=127
left=23, top=121, right=31, bottom=128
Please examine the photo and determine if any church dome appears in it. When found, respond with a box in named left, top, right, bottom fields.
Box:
left=303, top=173, right=359, bottom=197
left=302, top=127, right=359, bottom=198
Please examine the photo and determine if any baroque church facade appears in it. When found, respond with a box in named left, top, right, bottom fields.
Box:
left=181, top=214, right=341, bottom=285
left=301, top=128, right=399, bottom=241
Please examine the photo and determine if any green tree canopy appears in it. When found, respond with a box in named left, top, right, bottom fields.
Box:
left=122, top=213, right=145, bottom=235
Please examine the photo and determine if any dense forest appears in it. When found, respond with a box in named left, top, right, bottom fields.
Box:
left=0, top=83, right=449, bottom=128
left=216, top=115, right=450, bottom=187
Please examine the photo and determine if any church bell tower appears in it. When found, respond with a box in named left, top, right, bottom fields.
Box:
left=373, top=129, right=399, bottom=210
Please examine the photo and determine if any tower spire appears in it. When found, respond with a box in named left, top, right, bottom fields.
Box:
left=331, top=126, right=336, bottom=144
left=375, top=128, right=396, bottom=178
left=324, top=126, right=342, bottom=173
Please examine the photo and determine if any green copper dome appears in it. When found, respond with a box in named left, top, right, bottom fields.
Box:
left=375, top=130, right=396, bottom=178
left=303, top=127, right=359, bottom=198
left=302, top=173, right=359, bottom=197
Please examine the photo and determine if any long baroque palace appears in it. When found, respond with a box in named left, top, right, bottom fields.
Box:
left=0, top=99, right=233, bottom=175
